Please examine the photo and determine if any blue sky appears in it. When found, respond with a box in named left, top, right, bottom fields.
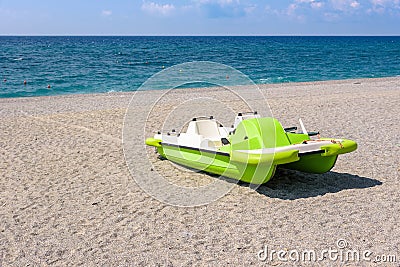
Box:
left=0, top=0, right=399, bottom=35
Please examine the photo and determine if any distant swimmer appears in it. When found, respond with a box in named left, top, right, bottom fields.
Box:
left=3, top=79, right=6, bottom=82
left=47, top=84, right=51, bottom=89
left=24, top=80, right=27, bottom=85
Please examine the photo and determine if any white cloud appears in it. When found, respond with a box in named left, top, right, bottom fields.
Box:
left=296, top=0, right=315, bottom=3
left=277, top=3, right=306, bottom=21
left=190, top=0, right=251, bottom=18
left=101, top=10, right=112, bottom=16
left=311, top=2, right=324, bottom=8
left=350, top=1, right=360, bottom=8
left=295, top=0, right=324, bottom=9
left=369, top=0, right=400, bottom=13
left=370, top=0, right=400, bottom=5
left=216, top=0, right=236, bottom=5
left=193, top=0, right=243, bottom=10
left=196, top=0, right=239, bottom=6
left=287, top=3, right=298, bottom=15
left=330, top=0, right=360, bottom=11
left=371, top=0, right=400, bottom=8
left=141, top=2, right=175, bottom=16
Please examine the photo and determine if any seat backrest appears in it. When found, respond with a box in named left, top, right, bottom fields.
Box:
left=230, top=117, right=291, bottom=150
left=257, top=117, right=291, bottom=148
left=195, top=120, right=221, bottom=140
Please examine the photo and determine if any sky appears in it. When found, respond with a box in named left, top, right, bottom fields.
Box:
left=0, top=0, right=399, bottom=35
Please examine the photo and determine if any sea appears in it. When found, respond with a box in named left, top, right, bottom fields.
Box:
left=1, top=36, right=400, bottom=98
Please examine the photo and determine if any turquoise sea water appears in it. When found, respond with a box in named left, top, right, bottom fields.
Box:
left=1, top=36, right=400, bottom=98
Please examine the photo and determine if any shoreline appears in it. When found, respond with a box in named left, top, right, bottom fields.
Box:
left=0, top=76, right=399, bottom=101
left=1, top=76, right=399, bottom=265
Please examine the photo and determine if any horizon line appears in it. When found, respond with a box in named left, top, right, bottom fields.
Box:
left=1, top=34, right=400, bottom=37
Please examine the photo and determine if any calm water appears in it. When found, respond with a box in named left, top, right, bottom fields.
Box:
left=1, top=36, right=400, bottom=98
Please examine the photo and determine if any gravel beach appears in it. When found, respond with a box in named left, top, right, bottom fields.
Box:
left=1, top=77, right=399, bottom=266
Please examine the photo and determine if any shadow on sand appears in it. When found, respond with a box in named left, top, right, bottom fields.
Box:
left=183, top=162, right=382, bottom=200
left=242, top=168, right=382, bottom=200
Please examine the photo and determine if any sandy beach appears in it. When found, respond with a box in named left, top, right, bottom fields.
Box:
left=1, top=77, right=399, bottom=266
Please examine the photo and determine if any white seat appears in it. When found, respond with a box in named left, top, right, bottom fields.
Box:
left=184, top=120, right=223, bottom=149
left=195, top=120, right=221, bottom=140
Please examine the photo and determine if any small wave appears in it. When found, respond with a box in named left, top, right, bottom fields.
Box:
left=107, top=89, right=122, bottom=94
left=13, top=57, right=23, bottom=61
left=259, top=77, right=293, bottom=84
left=259, top=78, right=271, bottom=83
